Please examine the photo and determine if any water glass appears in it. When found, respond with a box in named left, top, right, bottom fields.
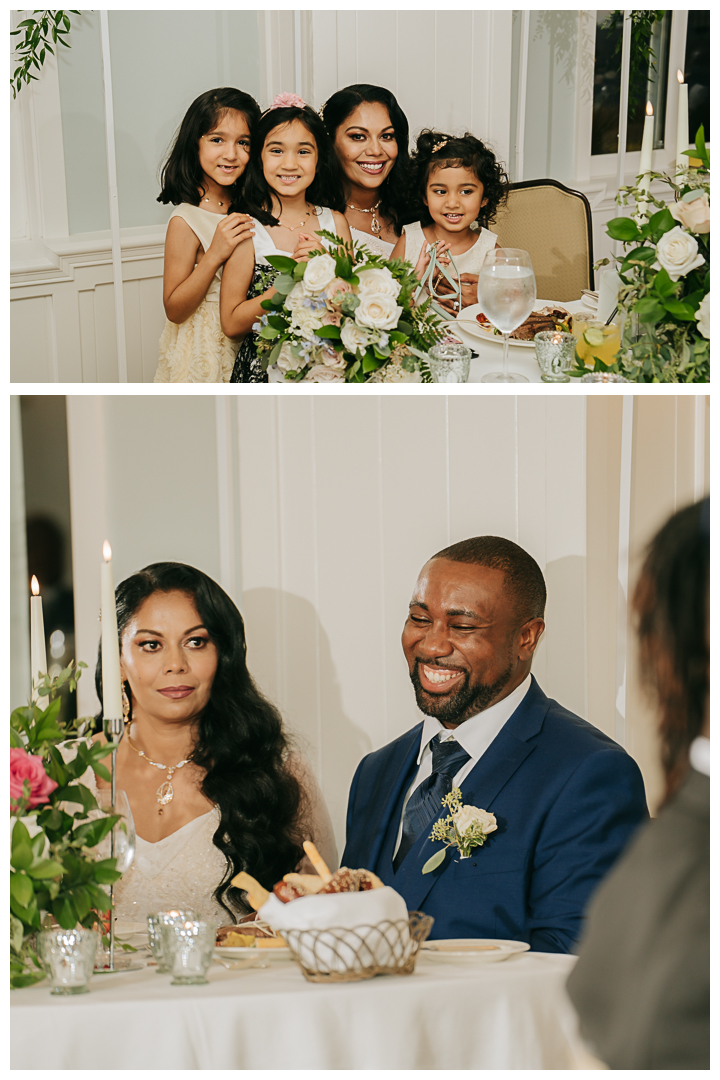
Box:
left=534, top=331, right=576, bottom=382
left=426, top=343, right=472, bottom=383
left=148, top=909, right=201, bottom=973
left=159, top=919, right=216, bottom=985
left=477, top=248, right=536, bottom=383
left=38, top=928, right=98, bottom=995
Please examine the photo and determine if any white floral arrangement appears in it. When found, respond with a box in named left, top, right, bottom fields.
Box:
left=254, top=233, right=444, bottom=383
left=421, top=788, right=498, bottom=874
left=576, top=127, right=709, bottom=383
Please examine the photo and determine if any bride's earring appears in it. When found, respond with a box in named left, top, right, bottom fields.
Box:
left=122, top=683, right=131, bottom=725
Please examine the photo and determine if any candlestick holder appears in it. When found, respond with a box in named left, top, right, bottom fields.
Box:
left=533, top=331, right=575, bottom=382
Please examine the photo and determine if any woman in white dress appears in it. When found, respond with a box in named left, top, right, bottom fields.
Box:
left=322, top=84, right=411, bottom=258
left=90, top=562, right=336, bottom=926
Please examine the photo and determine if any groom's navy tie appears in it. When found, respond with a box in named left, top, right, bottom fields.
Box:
left=393, top=734, right=471, bottom=871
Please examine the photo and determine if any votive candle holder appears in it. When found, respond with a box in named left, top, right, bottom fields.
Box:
left=148, top=909, right=201, bottom=973
left=534, top=331, right=576, bottom=383
left=159, top=919, right=216, bottom=985
left=37, top=928, right=98, bottom=995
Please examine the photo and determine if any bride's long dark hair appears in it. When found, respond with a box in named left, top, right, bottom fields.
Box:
left=94, top=562, right=305, bottom=918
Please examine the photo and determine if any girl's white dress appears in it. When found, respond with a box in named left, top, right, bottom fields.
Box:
left=61, top=742, right=337, bottom=925
left=402, top=220, right=497, bottom=316
left=154, top=204, right=237, bottom=384
left=231, top=207, right=337, bottom=382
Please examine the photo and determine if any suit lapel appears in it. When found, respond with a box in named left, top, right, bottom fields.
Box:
left=362, top=725, right=422, bottom=870
left=395, top=678, right=550, bottom=913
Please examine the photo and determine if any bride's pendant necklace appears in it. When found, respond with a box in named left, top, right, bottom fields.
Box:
left=347, top=200, right=382, bottom=236
left=126, top=728, right=191, bottom=815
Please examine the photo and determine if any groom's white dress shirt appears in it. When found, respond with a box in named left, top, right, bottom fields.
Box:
left=393, top=673, right=532, bottom=857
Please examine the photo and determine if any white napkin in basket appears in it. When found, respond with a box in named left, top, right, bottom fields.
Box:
left=260, top=888, right=410, bottom=973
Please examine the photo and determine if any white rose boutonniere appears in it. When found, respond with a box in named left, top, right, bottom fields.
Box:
left=302, top=253, right=337, bottom=294
left=422, top=788, right=498, bottom=874
left=654, top=226, right=705, bottom=282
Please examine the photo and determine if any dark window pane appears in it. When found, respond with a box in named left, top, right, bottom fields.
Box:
left=592, top=11, right=672, bottom=156
left=684, top=11, right=710, bottom=143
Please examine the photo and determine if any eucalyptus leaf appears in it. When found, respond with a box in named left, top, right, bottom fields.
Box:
left=421, top=848, right=447, bottom=875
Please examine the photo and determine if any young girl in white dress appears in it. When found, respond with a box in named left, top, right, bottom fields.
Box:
left=322, top=84, right=412, bottom=258
left=154, top=88, right=260, bottom=383
left=220, top=95, right=352, bottom=382
left=392, top=130, right=510, bottom=319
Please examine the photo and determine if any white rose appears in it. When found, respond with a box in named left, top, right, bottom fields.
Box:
left=368, top=366, right=421, bottom=384
left=276, top=343, right=297, bottom=372
left=302, top=253, right=337, bottom=294
left=340, top=319, right=369, bottom=354
left=356, top=291, right=403, bottom=330
left=668, top=192, right=710, bottom=234
left=356, top=266, right=401, bottom=300
left=655, top=226, right=705, bottom=282
left=454, top=805, right=497, bottom=837
left=285, top=282, right=305, bottom=311
left=696, top=293, right=710, bottom=339
left=321, top=347, right=347, bottom=370
left=293, top=305, right=324, bottom=335
left=303, top=365, right=345, bottom=383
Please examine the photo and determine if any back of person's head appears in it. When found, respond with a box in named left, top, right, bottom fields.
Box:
left=234, top=101, right=345, bottom=225
left=633, top=498, right=709, bottom=801
left=321, top=83, right=412, bottom=232
left=157, top=87, right=261, bottom=206
left=411, top=129, right=509, bottom=229
left=431, top=535, right=546, bottom=625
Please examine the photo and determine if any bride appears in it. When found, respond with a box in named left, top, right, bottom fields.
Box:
left=322, top=84, right=411, bottom=257
left=88, top=561, right=336, bottom=925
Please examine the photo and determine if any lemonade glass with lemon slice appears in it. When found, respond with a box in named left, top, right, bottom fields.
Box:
left=572, top=317, right=621, bottom=369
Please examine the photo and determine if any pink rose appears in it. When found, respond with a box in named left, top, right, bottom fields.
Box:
left=10, top=747, right=57, bottom=810
left=322, top=310, right=342, bottom=327
left=269, top=92, right=306, bottom=110
left=326, top=278, right=354, bottom=308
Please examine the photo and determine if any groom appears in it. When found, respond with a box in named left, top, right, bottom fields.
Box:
left=342, top=536, right=648, bottom=952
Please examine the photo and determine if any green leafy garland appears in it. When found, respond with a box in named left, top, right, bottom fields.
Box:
left=10, top=10, right=80, bottom=99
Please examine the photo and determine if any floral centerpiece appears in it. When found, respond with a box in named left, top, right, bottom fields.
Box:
left=572, top=128, right=709, bottom=383
left=10, top=662, right=122, bottom=988
left=254, top=233, right=445, bottom=383
left=421, top=788, right=497, bottom=874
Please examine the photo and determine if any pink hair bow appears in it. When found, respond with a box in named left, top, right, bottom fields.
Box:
left=269, top=92, right=306, bottom=110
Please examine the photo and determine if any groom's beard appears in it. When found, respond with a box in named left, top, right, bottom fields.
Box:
left=410, top=658, right=514, bottom=726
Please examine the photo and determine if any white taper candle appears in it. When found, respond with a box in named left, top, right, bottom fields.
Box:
left=101, top=541, right=123, bottom=721
left=637, top=102, right=654, bottom=220
left=676, top=71, right=689, bottom=172
left=30, top=576, right=47, bottom=701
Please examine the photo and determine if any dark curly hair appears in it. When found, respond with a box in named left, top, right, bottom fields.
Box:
left=157, top=87, right=261, bottom=207
left=232, top=105, right=345, bottom=226
left=411, top=129, right=510, bottom=230
left=321, top=84, right=412, bottom=235
left=94, top=562, right=305, bottom=919
left=633, top=499, right=709, bottom=804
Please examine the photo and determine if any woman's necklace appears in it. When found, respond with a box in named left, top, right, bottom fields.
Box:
left=125, top=728, right=192, bottom=816
left=347, top=200, right=382, bottom=236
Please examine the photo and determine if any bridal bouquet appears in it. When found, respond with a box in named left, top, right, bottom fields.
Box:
left=421, top=788, right=497, bottom=874
left=574, top=128, right=709, bottom=383
left=10, top=662, right=122, bottom=988
left=254, top=232, right=445, bottom=383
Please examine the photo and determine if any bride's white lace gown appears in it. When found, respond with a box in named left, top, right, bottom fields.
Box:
left=64, top=745, right=337, bottom=925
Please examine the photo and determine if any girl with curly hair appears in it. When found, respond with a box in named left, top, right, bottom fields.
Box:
left=392, top=130, right=510, bottom=318
left=90, top=562, right=336, bottom=925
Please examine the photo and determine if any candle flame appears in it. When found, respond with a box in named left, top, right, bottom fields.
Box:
left=677, top=69, right=684, bottom=85
left=103, top=540, right=112, bottom=562
left=646, top=102, right=653, bottom=117
left=31, top=575, right=40, bottom=596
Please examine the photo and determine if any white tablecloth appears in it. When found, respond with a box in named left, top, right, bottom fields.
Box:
left=11, top=950, right=592, bottom=1069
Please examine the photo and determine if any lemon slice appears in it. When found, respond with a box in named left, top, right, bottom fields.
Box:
left=583, top=327, right=605, bottom=347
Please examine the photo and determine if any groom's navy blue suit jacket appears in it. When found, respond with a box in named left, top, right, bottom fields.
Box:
left=342, top=677, right=648, bottom=952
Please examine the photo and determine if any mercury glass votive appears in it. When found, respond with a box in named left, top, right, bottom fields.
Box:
left=159, top=919, right=216, bottom=985
left=426, top=343, right=472, bottom=383
left=534, top=331, right=576, bottom=382
left=580, top=373, right=629, bottom=383
left=38, top=928, right=98, bottom=995
left=148, top=910, right=201, bottom=973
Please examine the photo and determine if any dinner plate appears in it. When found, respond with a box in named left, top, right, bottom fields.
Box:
left=214, top=945, right=292, bottom=960
left=456, top=301, right=582, bottom=348
left=420, top=938, right=530, bottom=963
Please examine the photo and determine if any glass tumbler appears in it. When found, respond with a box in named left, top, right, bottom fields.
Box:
left=148, top=909, right=201, bottom=973
left=426, top=343, right=472, bottom=383
left=159, top=919, right=216, bottom=985
left=533, top=331, right=576, bottom=382
left=38, top=928, right=98, bottom=995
